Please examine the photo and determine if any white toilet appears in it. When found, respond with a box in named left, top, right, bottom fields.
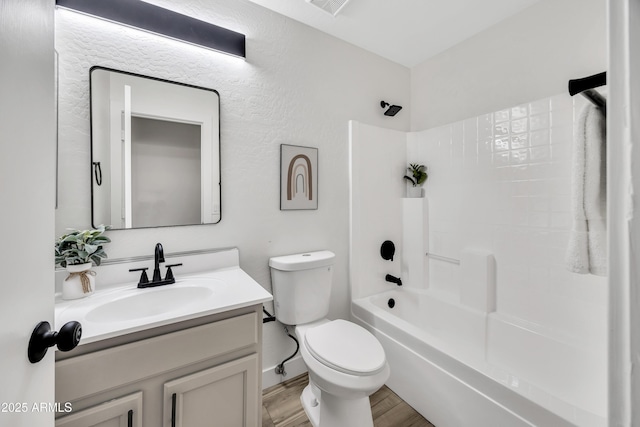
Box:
left=269, top=251, right=390, bottom=427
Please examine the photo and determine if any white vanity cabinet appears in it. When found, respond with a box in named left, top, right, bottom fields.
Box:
left=55, top=305, right=263, bottom=427
left=164, top=355, right=259, bottom=426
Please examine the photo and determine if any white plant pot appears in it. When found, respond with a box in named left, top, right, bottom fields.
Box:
left=407, top=186, right=423, bottom=198
left=62, top=263, right=95, bottom=300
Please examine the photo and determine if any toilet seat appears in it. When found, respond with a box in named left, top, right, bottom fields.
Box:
left=304, top=319, right=386, bottom=376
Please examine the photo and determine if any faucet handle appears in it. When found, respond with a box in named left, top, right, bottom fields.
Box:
left=129, top=267, right=149, bottom=286
left=165, top=263, right=183, bottom=282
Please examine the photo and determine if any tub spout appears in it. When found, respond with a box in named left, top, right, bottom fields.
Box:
left=385, top=274, right=402, bottom=286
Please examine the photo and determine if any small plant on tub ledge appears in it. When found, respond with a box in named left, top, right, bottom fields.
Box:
left=403, top=163, right=428, bottom=198
left=55, top=225, right=111, bottom=300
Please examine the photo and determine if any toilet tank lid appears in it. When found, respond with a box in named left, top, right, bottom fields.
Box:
left=269, top=251, right=335, bottom=271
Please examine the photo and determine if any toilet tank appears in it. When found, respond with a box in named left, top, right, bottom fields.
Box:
left=269, top=251, right=335, bottom=325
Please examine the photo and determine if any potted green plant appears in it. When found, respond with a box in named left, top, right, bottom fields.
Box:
left=55, top=225, right=111, bottom=300
left=403, top=163, right=428, bottom=197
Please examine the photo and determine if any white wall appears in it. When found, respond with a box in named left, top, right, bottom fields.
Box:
left=410, top=0, right=607, bottom=130
left=54, top=0, right=410, bottom=382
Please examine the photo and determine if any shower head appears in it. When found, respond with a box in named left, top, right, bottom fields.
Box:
left=385, top=105, right=403, bottom=116
left=380, top=100, right=403, bottom=117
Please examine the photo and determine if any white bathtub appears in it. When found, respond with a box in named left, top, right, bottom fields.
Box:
left=352, top=288, right=606, bottom=427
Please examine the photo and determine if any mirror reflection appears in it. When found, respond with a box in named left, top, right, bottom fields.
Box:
left=90, top=67, right=221, bottom=229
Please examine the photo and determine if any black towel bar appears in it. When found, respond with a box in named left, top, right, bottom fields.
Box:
left=568, top=72, right=606, bottom=96
left=568, top=72, right=607, bottom=113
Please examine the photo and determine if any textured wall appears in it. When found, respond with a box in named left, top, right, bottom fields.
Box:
left=410, top=0, right=607, bottom=130
left=55, top=0, right=410, bottom=379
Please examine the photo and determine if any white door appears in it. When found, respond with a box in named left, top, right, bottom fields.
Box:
left=0, top=1, right=56, bottom=426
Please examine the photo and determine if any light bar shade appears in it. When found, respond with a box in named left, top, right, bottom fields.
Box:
left=56, top=0, right=246, bottom=58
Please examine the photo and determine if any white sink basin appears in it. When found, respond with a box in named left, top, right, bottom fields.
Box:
left=55, top=263, right=272, bottom=345
left=85, top=286, right=214, bottom=323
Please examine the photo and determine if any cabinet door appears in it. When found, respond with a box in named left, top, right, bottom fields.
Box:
left=56, top=392, right=143, bottom=427
left=164, top=354, right=259, bottom=427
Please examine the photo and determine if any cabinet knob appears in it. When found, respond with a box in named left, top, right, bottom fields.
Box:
left=28, top=321, right=82, bottom=363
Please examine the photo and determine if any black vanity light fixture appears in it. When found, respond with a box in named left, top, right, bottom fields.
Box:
left=56, top=0, right=246, bottom=59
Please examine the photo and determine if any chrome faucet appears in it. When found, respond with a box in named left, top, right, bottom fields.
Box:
left=129, top=242, right=182, bottom=288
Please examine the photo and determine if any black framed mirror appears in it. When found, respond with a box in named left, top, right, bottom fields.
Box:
left=90, top=67, right=221, bottom=229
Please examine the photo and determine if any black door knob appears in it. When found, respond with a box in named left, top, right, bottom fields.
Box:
left=28, top=321, right=82, bottom=363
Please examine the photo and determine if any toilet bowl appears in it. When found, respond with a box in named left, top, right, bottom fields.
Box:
left=269, top=251, right=389, bottom=427
left=295, top=319, right=390, bottom=427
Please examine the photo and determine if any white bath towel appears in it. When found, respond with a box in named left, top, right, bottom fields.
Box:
left=565, top=102, right=607, bottom=276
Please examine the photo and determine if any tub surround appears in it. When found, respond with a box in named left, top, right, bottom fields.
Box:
left=349, top=91, right=607, bottom=426
left=459, top=248, right=496, bottom=312
left=401, top=198, right=429, bottom=288
left=349, top=121, right=407, bottom=300
left=408, top=93, right=606, bottom=342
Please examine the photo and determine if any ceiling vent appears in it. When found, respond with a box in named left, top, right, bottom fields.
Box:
left=306, top=0, right=352, bottom=16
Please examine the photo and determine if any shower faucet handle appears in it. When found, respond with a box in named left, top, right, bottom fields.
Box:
left=380, top=240, right=396, bottom=261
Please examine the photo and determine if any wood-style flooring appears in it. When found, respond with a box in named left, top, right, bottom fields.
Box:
left=262, top=373, right=435, bottom=427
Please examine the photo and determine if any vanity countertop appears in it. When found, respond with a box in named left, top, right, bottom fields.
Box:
left=55, top=265, right=272, bottom=345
